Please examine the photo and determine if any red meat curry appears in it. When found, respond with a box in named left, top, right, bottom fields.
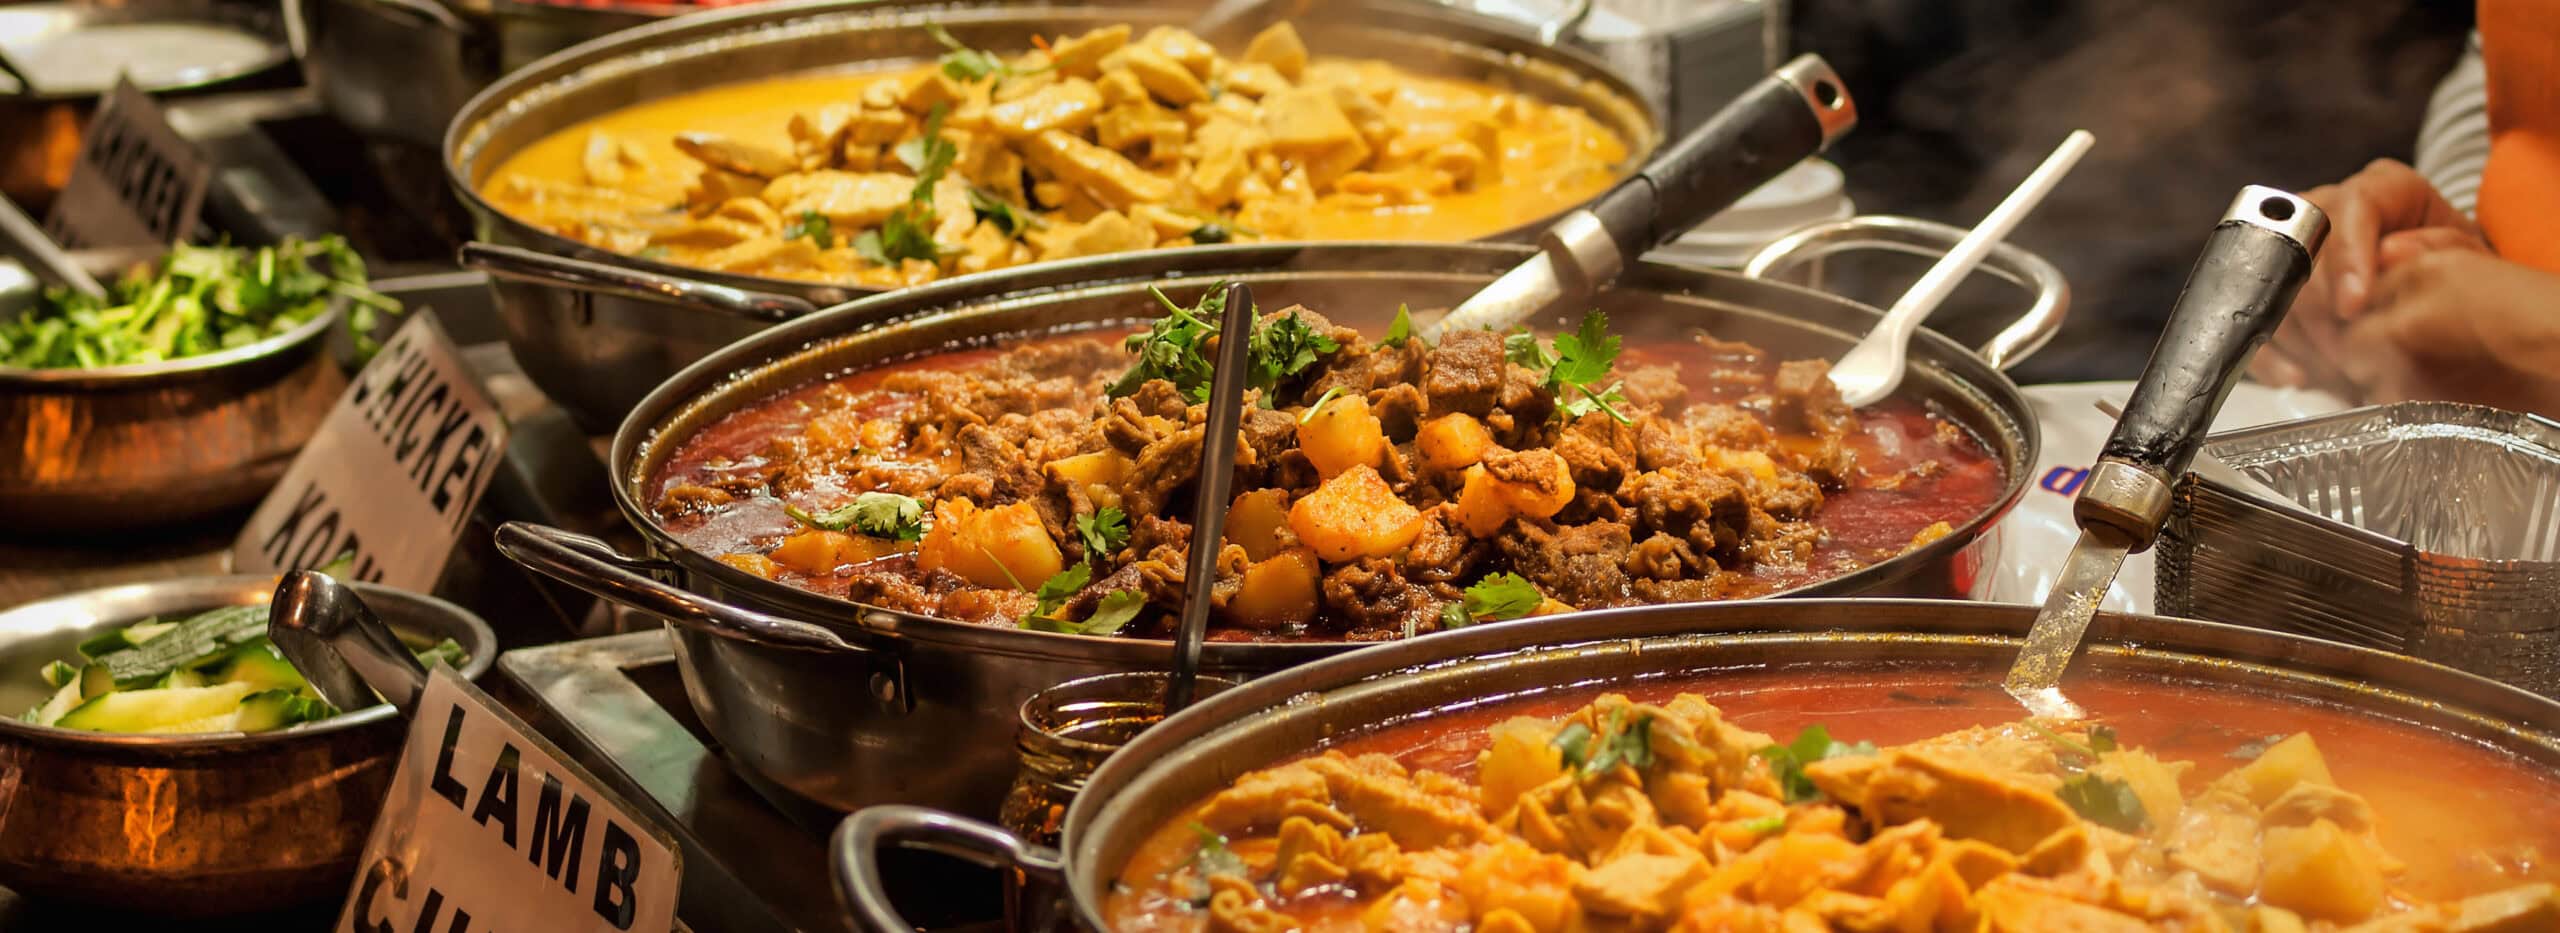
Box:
left=649, top=291, right=2005, bottom=640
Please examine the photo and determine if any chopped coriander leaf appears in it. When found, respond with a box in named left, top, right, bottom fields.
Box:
left=1504, top=311, right=1632, bottom=425
left=1078, top=590, right=1146, bottom=636
left=1182, top=822, right=1247, bottom=904
left=1188, top=223, right=1230, bottom=244
left=782, top=211, right=834, bottom=249
left=1245, top=311, right=1337, bottom=403
left=1580, top=709, right=1654, bottom=777
left=1756, top=724, right=1879, bottom=803
left=1378, top=303, right=1417, bottom=349
left=1299, top=386, right=1345, bottom=425
left=2089, top=724, right=2120, bottom=754
left=1027, top=563, right=1093, bottom=619
left=1445, top=572, right=1540, bottom=626
left=967, top=187, right=1043, bottom=237
left=785, top=492, right=927, bottom=541
left=2026, top=720, right=2101, bottom=766
left=1737, top=815, right=1787, bottom=835
left=1108, top=284, right=1226, bottom=401
left=2056, top=772, right=2148, bottom=832
left=1076, top=507, right=1129, bottom=557
left=1550, top=722, right=1594, bottom=768
left=925, top=23, right=1008, bottom=81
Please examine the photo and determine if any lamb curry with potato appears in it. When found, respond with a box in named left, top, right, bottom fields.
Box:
left=648, top=287, right=2003, bottom=641
left=481, top=21, right=1630, bottom=287
left=1106, top=671, right=2560, bottom=931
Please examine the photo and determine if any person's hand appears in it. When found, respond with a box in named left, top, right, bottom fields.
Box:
left=2252, top=160, right=2479, bottom=392
left=2333, top=250, right=2560, bottom=416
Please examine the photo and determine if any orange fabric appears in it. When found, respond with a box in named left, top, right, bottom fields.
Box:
left=2477, top=0, right=2560, bottom=273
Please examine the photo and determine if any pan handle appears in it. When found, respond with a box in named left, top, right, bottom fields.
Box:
left=1740, top=214, right=2071, bottom=370
left=493, top=521, right=869, bottom=654
left=459, top=242, right=816, bottom=324
left=833, top=806, right=1066, bottom=933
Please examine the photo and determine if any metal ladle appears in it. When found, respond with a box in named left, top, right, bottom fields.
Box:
left=1163, top=281, right=1258, bottom=714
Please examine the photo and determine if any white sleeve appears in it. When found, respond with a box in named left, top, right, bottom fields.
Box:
left=2415, top=32, right=2490, bottom=218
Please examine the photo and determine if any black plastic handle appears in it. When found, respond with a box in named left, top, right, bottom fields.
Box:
left=2102, top=187, right=2328, bottom=475
left=1587, top=54, right=1856, bottom=261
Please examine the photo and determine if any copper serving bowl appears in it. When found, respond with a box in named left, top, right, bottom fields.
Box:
left=0, top=576, right=498, bottom=914
left=0, top=306, right=345, bottom=535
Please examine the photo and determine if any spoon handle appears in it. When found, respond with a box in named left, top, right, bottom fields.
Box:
left=1585, top=55, right=1857, bottom=268
left=1881, top=130, right=2094, bottom=340
left=2081, top=187, right=2327, bottom=549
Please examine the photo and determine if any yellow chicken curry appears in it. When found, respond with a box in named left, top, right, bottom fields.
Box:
left=1108, top=670, right=2560, bottom=932
left=480, top=21, right=1631, bottom=287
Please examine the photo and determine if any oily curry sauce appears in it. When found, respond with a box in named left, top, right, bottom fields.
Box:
left=1108, top=670, right=2560, bottom=931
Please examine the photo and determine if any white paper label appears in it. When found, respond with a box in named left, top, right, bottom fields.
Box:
left=340, top=668, right=682, bottom=933
left=232, top=311, right=508, bottom=588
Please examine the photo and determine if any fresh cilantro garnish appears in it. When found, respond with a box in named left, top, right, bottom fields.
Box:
left=1505, top=310, right=1632, bottom=424
left=1756, top=725, right=1878, bottom=803
left=1076, top=507, right=1129, bottom=557
left=2026, top=721, right=2101, bottom=768
left=864, top=104, right=955, bottom=266
left=1108, top=284, right=1225, bottom=401
left=785, top=492, right=926, bottom=541
left=1077, top=590, right=1147, bottom=636
left=1245, top=311, right=1338, bottom=405
left=1579, top=708, right=1655, bottom=777
left=1299, top=386, right=1345, bottom=425
left=1378, top=303, right=1417, bottom=349
left=2089, top=724, right=2119, bottom=753
left=1550, top=722, right=1594, bottom=768
left=782, top=210, right=833, bottom=249
left=1188, top=223, right=1230, bottom=244
left=1737, top=815, right=1786, bottom=835
left=1017, top=564, right=1148, bottom=636
left=967, top=187, right=1043, bottom=237
left=1439, top=572, right=1541, bottom=629
left=1181, top=822, right=1247, bottom=905
left=2056, top=772, right=2149, bottom=833
left=925, top=23, right=1009, bottom=81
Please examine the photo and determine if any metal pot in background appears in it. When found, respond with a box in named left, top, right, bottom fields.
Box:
left=0, top=576, right=498, bottom=914
left=0, top=306, right=345, bottom=535
left=443, top=0, right=1663, bottom=430
left=492, top=233, right=2064, bottom=823
left=829, top=598, right=2560, bottom=930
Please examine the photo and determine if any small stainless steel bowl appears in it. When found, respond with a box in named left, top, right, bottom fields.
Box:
left=0, top=305, right=345, bottom=534
left=0, top=575, right=498, bottom=914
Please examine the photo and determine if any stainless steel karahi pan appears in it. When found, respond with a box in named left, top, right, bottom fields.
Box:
left=0, top=576, right=498, bottom=914
left=443, top=0, right=1661, bottom=429
left=490, top=234, right=2066, bottom=822
left=826, top=597, right=2560, bottom=930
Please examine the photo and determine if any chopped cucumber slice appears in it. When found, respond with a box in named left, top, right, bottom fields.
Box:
left=75, top=619, right=175, bottom=660
left=24, top=679, right=82, bottom=727
left=216, top=638, right=307, bottom=693
left=38, top=660, right=76, bottom=689
left=77, top=663, right=115, bottom=700
left=412, top=638, right=468, bottom=672
left=144, top=711, right=244, bottom=735
left=90, top=605, right=267, bottom=689
left=56, top=682, right=255, bottom=733
left=153, top=669, right=208, bottom=689
left=237, top=690, right=335, bottom=733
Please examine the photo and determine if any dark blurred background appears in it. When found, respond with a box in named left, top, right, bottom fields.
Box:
left=1787, top=0, right=2475, bottom=382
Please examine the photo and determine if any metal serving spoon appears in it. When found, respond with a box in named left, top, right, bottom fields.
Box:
left=1424, top=53, right=1857, bottom=340
left=2005, top=186, right=2328, bottom=721
left=1829, top=130, right=2092, bottom=407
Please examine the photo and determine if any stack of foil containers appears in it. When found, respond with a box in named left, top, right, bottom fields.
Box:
left=2159, top=402, right=2560, bottom=697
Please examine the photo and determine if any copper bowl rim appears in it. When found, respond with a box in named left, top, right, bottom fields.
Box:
left=0, top=574, right=499, bottom=752
left=0, top=303, right=339, bottom=388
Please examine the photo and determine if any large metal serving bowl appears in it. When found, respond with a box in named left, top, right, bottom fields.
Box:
left=824, top=598, right=2560, bottom=930
left=0, top=307, right=345, bottom=535
left=0, top=576, right=498, bottom=914
left=494, top=235, right=2065, bottom=823
left=444, top=0, right=1660, bottom=430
